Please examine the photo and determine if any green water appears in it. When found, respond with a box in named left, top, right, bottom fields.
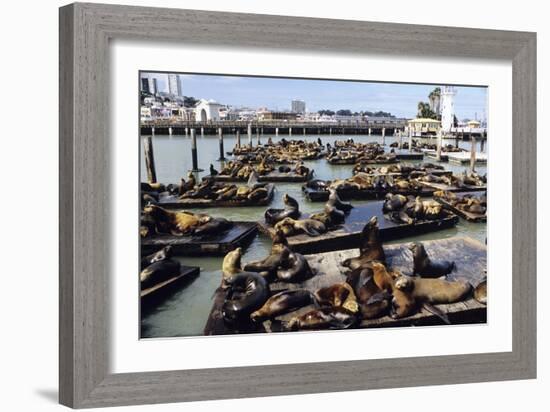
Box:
left=140, top=134, right=487, bottom=338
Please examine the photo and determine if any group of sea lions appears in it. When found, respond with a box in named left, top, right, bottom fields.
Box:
left=414, top=142, right=466, bottom=153
left=307, top=172, right=425, bottom=193
left=140, top=205, right=232, bottom=238
left=140, top=246, right=182, bottom=289
left=435, top=190, right=487, bottom=216
left=326, top=140, right=397, bottom=164
left=382, top=193, right=448, bottom=224
left=352, top=162, right=445, bottom=176
left=264, top=191, right=353, bottom=237
left=230, top=138, right=325, bottom=163
left=340, top=217, right=486, bottom=323
left=217, top=158, right=310, bottom=179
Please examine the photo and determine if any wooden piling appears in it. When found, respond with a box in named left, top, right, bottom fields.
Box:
left=470, top=134, right=476, bottom=173
left=218, top=128, right=225, bottom=160
left=408, top=127, right=413, bottom=152
left=143, top=135, right=157, bottom=184
left=247, top=123, right=252, bottom=147
left=200, top=127, right=204, bottom=138
left=382, top=128, right=386, bottom=146
left=236, top=130, right=241, bottom=148
left=185, top=127, right=189, bottom=137
left=256, top=126, right=260, bottom=146
left=275, top=127, right=279, bottom=137
left=368, top=127, right=371, bottom=136
left=398, top=130, right=403, bottom=150
left=289, top=127, right=292, bottom=136
left=436, top=130, right=442, bottom=162
left=190, top=128, right=200, bottom=172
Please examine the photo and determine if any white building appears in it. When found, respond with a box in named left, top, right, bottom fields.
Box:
left=440, top=86, right=456, bottom=132
left=194, top=99, right=223, bottom=122
left=291, top=100, right=306, bottom=113
left=167, top=74, right=182, bottom=96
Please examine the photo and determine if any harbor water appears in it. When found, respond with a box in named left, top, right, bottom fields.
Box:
left=140, top=134, right=487, bottom=338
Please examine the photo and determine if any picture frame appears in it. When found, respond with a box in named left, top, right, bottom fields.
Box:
left=59, top=2, right=536, bottom=408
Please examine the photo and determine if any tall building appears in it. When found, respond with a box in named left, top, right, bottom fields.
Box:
left=167, top=74, right=183, bottom=96
left=291, top=99, right=306, bottom=114
left=150, top=78, right=158, bottom=95
left=440, top=86, right=456, bottom=132
left=140, top=77, right=150, bottom=94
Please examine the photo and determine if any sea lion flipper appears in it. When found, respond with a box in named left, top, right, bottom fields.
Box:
left=422, top=302, right=450, bottom=325
left=366, top=291, right=391, bottom=305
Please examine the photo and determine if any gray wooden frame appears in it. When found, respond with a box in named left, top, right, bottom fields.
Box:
left=59, top=2, right=536, bottom=408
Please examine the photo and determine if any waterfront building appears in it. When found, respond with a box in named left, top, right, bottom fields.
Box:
left=259, top=111, right=298, bottom=121
left=167, top=74, right=182, bottom=96
left=407, top=118, right=441, bottom=136
left=440, top=86, right=456, bottom=132
left=467, top=120, right=481, bottom=128
left=195, top=99, right=223, bottom=122
left=291, top=100, right=306, bottom=114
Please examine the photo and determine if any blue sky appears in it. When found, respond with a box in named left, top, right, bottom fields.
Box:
left=142, top=72, right=487, bottom=120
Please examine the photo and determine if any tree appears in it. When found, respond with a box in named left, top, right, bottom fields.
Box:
left=336, top=109, right=352, bottom=116
left=318, top=109, right=335, bottom=116
left=417, top=101, right=438, bottom=119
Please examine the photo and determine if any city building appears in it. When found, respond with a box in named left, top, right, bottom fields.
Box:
left=194, top=99, right=223, bottom=122
left=140, top=77, right=150, bottom=94
left=291, top=100, right=306, bottom=114
left=407, top=118, right=441, bottom=136
left=167, top=74, right=182, bottom=96
left=440, top=86, right=456, bottom=132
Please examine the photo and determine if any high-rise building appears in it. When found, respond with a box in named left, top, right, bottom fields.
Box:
left=150, top=78, right=158, bottom=95
left=440, top=86, right=456, bottom=132
left=141, top=77, right=150, bottom=94
left=168, top=74, right=183, bottom=96
left=291, top=99, right=306, bottom=114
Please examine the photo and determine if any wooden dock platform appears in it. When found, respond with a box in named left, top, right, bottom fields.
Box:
left=302, top=186, right=437, bottom=202
left=207, top=170, right=313, bottom=183
left=258, top=202, right=459, bottom=254
left=157, top=183, right=275, bottom=208
left=141, top=265, right=200, bottom=313
left=203, top=237, right=486, bottom=335
left=141, top=222, right=258, bottom=256
left=418, top=181, right=486, bottom=193
left=435, top=191, right=487, bottom=222
left=393, top=150, right=424, bottom=160
left=447, top=152, right=488, bottom=165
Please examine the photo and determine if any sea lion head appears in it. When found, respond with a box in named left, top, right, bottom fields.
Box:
left=198, top=215, right=212, bottom=224
left=223, top=247, right=243, bottom=274
left=394, top=276, right=414, bottom=292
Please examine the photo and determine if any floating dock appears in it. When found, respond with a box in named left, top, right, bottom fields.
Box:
left=418, top=181, right=486, bottom=193
left=257, top=202, right=459, bottom=254
left=447, top=152, right=488, bottom=165
left=328, top=158, right=399, bottom=165
left=157, top=183, right=275, bottom=208
left=393, top=150, right=424, bottom=160
left=302, top=186, right=437, bottom=202
left=141, top=222, right=258, bottom=256
left=207, top=170, right=313, bottom=183
left=141, top=265, right=200, bottom=313
left=203, top=237, right=486, bottom=335
left=435, top=191, right=487, bottom=222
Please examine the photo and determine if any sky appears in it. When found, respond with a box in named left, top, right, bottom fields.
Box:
left=141, top=72, right=487, bottom=120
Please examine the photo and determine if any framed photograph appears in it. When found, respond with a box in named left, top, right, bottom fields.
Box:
left=59, top=3, right=536, bottom=408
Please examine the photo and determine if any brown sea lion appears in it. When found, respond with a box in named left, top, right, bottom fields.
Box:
left=383, top=193, right=408, bottom=212
left=243, top=246, right=290, bottom=277
left=143, top=205, right=208, bottom=236
left=342, top=216, right=386, bottom=270
left=222, top=247, right=244, bottom=287
left=141, top=245, right=173, bottom=270
left=250, top=289, right=315, bottom=322
left=474, top=278, right=487, bottom=305
left=140, top=259, right=181, bottom=289
left=271, top=229, right=290, bottom=254
left=193, top=217, right=232, bottom=236
left=265, top=193, right=300, bottom=225
left=328, top=188, right=353, bottom=212
left=277, top=250, right=312, bottom=282
left=346, top=267, right=391, bottom=319
left=275, top=217, right=327, bottom=237
left=409, top=242, right=455, bottom=277
left=222, top=272, right=270, bottom=324
left=286, top=307, right=358, bottom=331
left=314, top=283, right=359, bottom=313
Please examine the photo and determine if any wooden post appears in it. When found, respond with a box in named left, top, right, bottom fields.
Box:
left=185, top=127, right=189, bottom=137
left=329, top=127, right=332, bottom=136
left=190, top=128, right=200, bottom=172
left=218, top=128, right=225, bottom=160
left=470, top=134, right=476, bottom=173
left=408, top=127, right=413, bottom=152
left=143, top=135, right=157, bottom=184
left=368, top=127, right=371, bottom=136
left=247, top=123, right=252, bottom=147
left=151, top=126, right=155, bottom=136
left=436, top=129, right=442, bottom=161
left=382, top=128, right=386, bottom=146
left=275, top=127, right=279, bottom=137
left=303, top=128, right=306, bottom=136
left=480, top=137, right=486, bottom=153
left=168, top=126, right=173, bottom=136
left=289, top=127, right=292, bottom=136
left=256, top=126, right=260, bottom=145
left=456, top=131, right=460, bottom=148
left=200, top=127, right=204, bottom=138
left=236, top=130, right=241, bottom=148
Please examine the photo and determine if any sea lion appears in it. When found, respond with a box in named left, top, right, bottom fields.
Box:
left=314, top=283, right=359, bottom=313
left=474, top=278, right=487, bottom=305
left=346, top=267, right=391, bottom=319
left=222, top=272, right=270, bottom=324
left=179, top=172, right=196, bottom=194
left=328, top=188, right=353, bottom=212
left=222, top=247, right=244, bottom=287
left=275, top=217, right=326, bottom=237
left=409, top=242, right=455, bottom=278
left=394, top=275, right=472, bottom=306
left=286, top=307, right=358, bottom=331
left=383, top=193, right=408, bottom=212
left=277, top=250, right=312, bottom=282
left=141, top=245, right=173, bottom=270
left=265, top=193, right=300, bottom=225
left=143, top=205, right=206, bottom=236
left=216, top=185, right=238, bottom=200
left=243, top=246, right=290, bottom=277
left=324, top=203, right=346, bottom=224
left=342, top=216, right=386, bottom=270
left=140, top=259, right=181, bottom=289
left=209, top=164, right=219, bottom=176
left=247, top=186, right=268, bottom=202
left=250, top=289, right=315, bottom=322
left=193, top=217, right=232, bottom=236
